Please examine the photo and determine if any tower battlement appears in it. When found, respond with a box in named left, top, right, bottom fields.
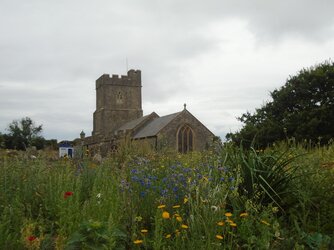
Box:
left=92, top=69, right=143, bottom=137
left=96, top=69, right=141, bottom=89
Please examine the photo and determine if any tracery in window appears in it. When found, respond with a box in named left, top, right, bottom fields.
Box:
left=177, top=125, right=194, bottom=153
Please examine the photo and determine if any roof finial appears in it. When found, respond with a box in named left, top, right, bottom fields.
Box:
left=80, top=130, right=85, bottom=139
left=183, top=103, right=187, bottom=110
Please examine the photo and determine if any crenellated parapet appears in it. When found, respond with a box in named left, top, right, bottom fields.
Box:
left=96, top=69, right=141, bottom=89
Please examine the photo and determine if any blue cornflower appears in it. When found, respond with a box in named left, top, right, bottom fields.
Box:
left=131, top=176, right=139, bottom=182
left=161, top=189, right=168, bottom=196
left=220, top=177, right=225, bottom=182
left=183, top=168, right=191, bottom=173
left=229, top=177, right=235, bottom=182
left=149, top=175, right=158, bottom=181
left=171, top=165, right=177, bottom=169
left=140, top=191, right=146, bottom=197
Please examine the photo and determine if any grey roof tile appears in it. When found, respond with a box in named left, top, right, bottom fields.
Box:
left=133, top=112, right=181, bottom=139
left=117, top=113, right=155, bottom=131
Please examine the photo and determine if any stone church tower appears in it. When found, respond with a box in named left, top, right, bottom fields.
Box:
left=79, top=69, right=214, bottom=156
left=92, top=70, right=143, bottom=137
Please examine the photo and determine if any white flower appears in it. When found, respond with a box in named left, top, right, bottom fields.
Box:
left=211, top=205, right=219, bottom=212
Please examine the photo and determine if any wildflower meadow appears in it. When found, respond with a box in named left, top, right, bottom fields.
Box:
left=0, top=141, right=334, bottom=249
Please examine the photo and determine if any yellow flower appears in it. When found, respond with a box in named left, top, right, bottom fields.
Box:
left=162, top=211, right=170, bottom=219
left=183, top=197, right=188, bottom=204
left=158, top=204, right=166, bottom=209
left=133, top=239, right=143, bottom=244
left=260, top=220, right=270, bottom=226
left=173, top=205, right=180, bottom=209
left=165, top=234, right=171, bottom=239
left=176, top=216, right=182, bottom=222
left=215, top=234, right=224, bottom=240
left=225, top=212, right=232, bottom=217
left=217, top=221, right=224, bottom=226
left=225, top=219, right=234, bottom=223
left=140, top=229, right=148, bottom=233
left=240, top=212, right=248, bottom=218
left=181, top=224, right=188, bottom=229
left=230, top=223, right=237, bottom=227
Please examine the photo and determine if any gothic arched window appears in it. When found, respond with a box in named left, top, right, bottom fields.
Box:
left=177, top=125, right=194, bottom=153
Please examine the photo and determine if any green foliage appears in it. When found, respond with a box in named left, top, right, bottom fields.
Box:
left=0, top=143, right=333, bottom=249
left=0, top=133, right=4, bottom=148
left=3, top=117, right=45, bottom=150
left=228, top=60, right=334, bottom=147
left=227, top=145, right=300, bottom=211
left=65, top=220, right=111, bottom=249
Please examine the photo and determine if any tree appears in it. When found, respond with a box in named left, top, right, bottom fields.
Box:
left=227, top=61, right=334, bottom=147
left=5, top=117, right=44, bottom=150
left=0, top=132, right=4, bottom=148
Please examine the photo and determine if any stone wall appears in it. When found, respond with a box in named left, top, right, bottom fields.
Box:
left=157, top=110, right=214, bottom=151
left=93, top=70, right=143, bottom=137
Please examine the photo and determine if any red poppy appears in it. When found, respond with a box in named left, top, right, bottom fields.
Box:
left=64, top=191, right=74, bottom=199
left=27, top=236, right=37, bottom=242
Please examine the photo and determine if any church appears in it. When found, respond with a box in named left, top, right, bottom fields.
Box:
left=80, top=69, right=215, bottom=155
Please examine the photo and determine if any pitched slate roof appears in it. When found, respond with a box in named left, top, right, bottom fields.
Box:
left=117, top=113, right=157, bottom=132
left=133, top=112, right=181, bottom=139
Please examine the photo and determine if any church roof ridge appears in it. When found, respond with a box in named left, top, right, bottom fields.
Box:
left=133, top=111, right=181, bottom=139
left=117, top=112, right=159, bottom=132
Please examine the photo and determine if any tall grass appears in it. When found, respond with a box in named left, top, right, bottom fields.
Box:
left=0, top=142, right=333, bottom=249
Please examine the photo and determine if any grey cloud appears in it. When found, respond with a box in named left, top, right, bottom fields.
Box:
left=143, top=0, right=334, bottom=41
left=1, top=0, right=334, bottom=140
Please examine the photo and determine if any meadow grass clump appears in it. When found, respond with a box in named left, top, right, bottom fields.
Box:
left=0, top=142, right=333, bottom=249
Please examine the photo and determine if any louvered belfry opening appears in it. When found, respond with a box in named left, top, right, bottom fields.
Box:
left=177, top=125, right=194, bottom=153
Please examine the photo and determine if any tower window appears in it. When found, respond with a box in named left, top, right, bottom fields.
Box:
left=177, top=125, right=194, bottom=153
left=116, top=91, right=123, bottom=104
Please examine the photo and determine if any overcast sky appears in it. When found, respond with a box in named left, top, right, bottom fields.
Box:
left=1, top=0, right=333, bottom=141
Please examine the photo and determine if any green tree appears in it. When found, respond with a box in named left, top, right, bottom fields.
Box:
left=0, top=132, right=4, bottom=148
left=227, top=61, right=334, bottom=147
left=5, top=117, right=44, bottom=150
